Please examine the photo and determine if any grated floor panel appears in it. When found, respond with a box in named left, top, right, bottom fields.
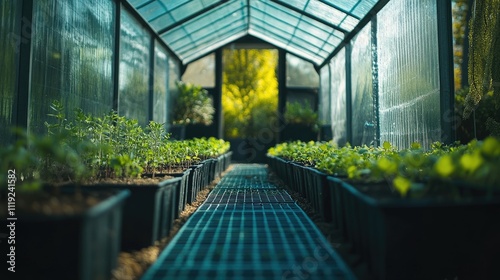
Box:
left=142, top=164, right=355, bottom=280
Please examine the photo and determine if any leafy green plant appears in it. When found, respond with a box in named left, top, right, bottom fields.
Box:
left=269, top=137, right=500, bottom=198
left=172, top=81, right=215, bottom=126
left=284, top=101, right=319, bottom=130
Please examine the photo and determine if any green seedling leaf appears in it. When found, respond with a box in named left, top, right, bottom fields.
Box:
left=393, top=176, right=411, bottom=197
left=460, top=152, right=483, bottom=173
left=383, top=141, right=391, bottom=150
left=434, top=154, right=455, bottom=177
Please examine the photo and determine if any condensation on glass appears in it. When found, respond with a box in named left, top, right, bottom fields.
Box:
left=319, top=65, right=331, bottom=125
left=0, top=0, right=19, bottom=143
left=351, top=22, right=375, bottom=146
left=153, top=41, right=169, bottom=125
left=182, top=53, right=215, bottom=88
left=29, top=0, right=115, bottom=135
left=330, top=47, right=347, bottom=145
left=286, top=53, right=319, bottom=88
left=119, top=7, right=151, bottom=126
left=377, top=0, right=441, bottom=149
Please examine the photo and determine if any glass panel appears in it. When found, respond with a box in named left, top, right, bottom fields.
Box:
left=182, top=53, right=215, bottom=88
left=378, top=0, right=441, bottom=149
left=286, top=53, right=319, bottom=87
left=351, top=22, right=375, bottom=146
left=168, top=56, right=181, bottom=127
left=319, top=65, right=331, bottom=124
left=119, top=8, right=151, bottom=126
left=249, top=28, right=322, bottom=65
left=162, top=0, right=247, bottom=63
left=322, top=0, right=378, bottom=19
left=277, top=0, right=359, bottom=30
left=330, top=48, right=347, bottom=145
left=0, top=0, right=19, bottom=143
left=30, top=0, right=115, bottom=135
left=153, top=41, right=169, bottom=125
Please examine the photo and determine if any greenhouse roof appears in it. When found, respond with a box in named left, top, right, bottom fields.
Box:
left=128, top=0, right=383, bottom=66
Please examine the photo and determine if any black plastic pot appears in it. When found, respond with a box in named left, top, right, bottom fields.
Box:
left=330, top=177, right=500, bottom=280
left=4, top=189, right=129, bottom=280
left=187, top=164, right=203, bottom=204
left=167, top=169, right=191, bottom=218
left=223, top=151, right=233, bottom=170
left=81, top=176, right=181, bottom=251
left=304, top=167, right=332, bottom=222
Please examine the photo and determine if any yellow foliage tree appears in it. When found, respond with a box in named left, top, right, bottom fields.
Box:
left=222, top=49, right=278, bottom=138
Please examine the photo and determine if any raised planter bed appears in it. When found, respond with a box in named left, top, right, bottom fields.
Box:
left=2, top=189, right=130, bottom=280
left=329, top=177, right=500, bottom=280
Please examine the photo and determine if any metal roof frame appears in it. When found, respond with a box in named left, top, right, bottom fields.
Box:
left=126, top=0, right=385, bottom=67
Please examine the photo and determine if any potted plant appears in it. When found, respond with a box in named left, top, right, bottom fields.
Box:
left=170, top=81, right=215, bottom=139
left=282, top=101, right=319, bottom=142
left=0, top=125, right=130, bottom=280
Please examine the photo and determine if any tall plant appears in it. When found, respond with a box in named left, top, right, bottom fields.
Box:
left=464, top=0, right=500, bottom=135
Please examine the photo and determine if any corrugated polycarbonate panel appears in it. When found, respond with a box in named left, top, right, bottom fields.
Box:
left=161, top=0, right=247, bottom=63
left=0, top=0, right=19, bottom=144
left=350, top=22, right=374, bottom=146
left=276, top=0, right=359, bottom=31
left=330, top=48, right=347, bottom=146
left=377, top=0, right=441, bottom=149
left=30, top=0, right=115, bottom=134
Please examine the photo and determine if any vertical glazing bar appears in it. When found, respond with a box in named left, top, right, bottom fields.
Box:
left=215, top=49, right=223, bottom=138
left=148, top=38, right=155, bottom=122
left=371, top=16, right=380, bottom=146
left=345, top=43, right=352, bottom=144
left=112, top=1, right=121, bottom=112
left=15, top=0, right=33, bottom=132
left=437, top=0, right=455, bottom=144
left=278, top=49, right=287, bottom=143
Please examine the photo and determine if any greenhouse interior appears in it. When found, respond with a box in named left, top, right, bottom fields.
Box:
left=1, top=0, right=499, bottom=279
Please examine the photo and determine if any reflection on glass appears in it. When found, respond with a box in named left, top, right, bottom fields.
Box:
left=119, top=8, right=151, bottom=126
left=319, top=65, right=331, bottom=125
left=182, top=53, right=215, bottom=88
left=168, top=56, right=181, bottom=127
left=286, top=53, right=319, bottom=87
left=153, top=42, right=169, bottom=125
left=330, top=48, right=347, bottom=146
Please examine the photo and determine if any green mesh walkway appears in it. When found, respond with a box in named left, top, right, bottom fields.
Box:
left=142, top=164, right=355, bottom=280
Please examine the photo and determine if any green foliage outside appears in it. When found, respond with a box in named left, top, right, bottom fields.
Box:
left=222, top=49, right=278, bottom=138
left=455, top=0, right=500, bottom=138
left=172, top=81, right=215, bottom=125
left=284, top=101, right=319, bottom=130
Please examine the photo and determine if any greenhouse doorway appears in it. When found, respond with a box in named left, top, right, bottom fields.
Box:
left=222, top=48, right=279, bottom=163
